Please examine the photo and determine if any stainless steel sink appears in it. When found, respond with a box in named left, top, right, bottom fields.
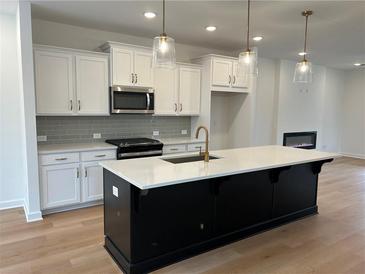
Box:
left=162, top=155, right=220, bottom=164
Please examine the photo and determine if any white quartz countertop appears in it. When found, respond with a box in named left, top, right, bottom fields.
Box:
left=100, top=145, right=338, bottom=190
left=38, top=142, right=116, bottom=154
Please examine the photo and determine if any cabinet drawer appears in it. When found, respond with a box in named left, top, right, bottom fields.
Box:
left=163, top=144, right=187, bottom=154
left=39, top=152, right=79, bottom=166
left=81, top=150, right=116, bottom=162
left=187, top=143, right=205, bottom=152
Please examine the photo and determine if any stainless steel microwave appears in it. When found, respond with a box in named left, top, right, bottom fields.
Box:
left=110, top=86, right=154, bottom=114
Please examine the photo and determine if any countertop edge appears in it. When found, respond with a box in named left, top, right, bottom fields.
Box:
left=100, top=154, right=337, bottom=190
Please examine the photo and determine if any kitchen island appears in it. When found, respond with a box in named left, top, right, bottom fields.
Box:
left=100, top=146, right=337, bottom=274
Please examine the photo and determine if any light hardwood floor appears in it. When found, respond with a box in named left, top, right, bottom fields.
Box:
left=1, top=157, right=364, bottom=274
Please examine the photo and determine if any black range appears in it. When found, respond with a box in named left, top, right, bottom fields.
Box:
left=105, top=138, right=163, bottom=160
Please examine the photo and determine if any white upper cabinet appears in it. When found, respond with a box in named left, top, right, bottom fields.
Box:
left=34, top=46, right=109, bottom=116
left=106, top=43, right=153, bottom=87
left=232, top=61, right=247, bottom=88
left=211, top=57, right=248, bottom=92
left=153, top=67, right=177, bottom=115
left=178, top=66, right=201, bottom=115
left=134, top=50, right=154, bottom=87
left=111, top=48, right=134, bottom=86
left=35, top=50, right=74, bottom=115
left=194, top=55, right=248, bottom=93
left=75, top=55, right=109, bottom=115
left=212, top=59, right=232, bottom=87
left=153, top=64, right=201, bottom=116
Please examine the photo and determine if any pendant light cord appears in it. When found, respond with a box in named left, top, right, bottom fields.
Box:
left=162, top=0, right=166, bottom=35
left=303, top=15, right=308, bottom=61
left=246, top=0, right=251, bottom=51
left=302, top=10, right=313, bottom=61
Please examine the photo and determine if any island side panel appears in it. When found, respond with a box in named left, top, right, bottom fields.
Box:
left=273, top=163, right=319, bottom=217
left=104, top=169, right=132, bottom=261
left=130, top=179, right=215, bottom=263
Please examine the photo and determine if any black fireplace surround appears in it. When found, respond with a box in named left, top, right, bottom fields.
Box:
left=283, top=131, right=317, bottom=149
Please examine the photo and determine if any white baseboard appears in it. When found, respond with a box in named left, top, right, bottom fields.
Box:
left=341, top=153, right=365, bottom=160
left=23, top=202, right=43, bottom=223
left=0, top=199, right=24, bottom=210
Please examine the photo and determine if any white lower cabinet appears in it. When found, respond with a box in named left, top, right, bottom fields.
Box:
left=40, top=163, right=81, bottom=209
left=81, top=162, right=104, bottom=202
left=39, top=149, right=116, bottom=212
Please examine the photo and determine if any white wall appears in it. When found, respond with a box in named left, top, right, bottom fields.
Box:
left=32, top=18, right=233, bottom=61
left=252, top=57, right=277, bottom=146
left=0, top=11, right=26, bottom=209
left=321, top=68, right=345, bottom=153
left=341, top=70, right=365, bottom=158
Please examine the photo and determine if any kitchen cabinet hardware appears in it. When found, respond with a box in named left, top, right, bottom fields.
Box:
left=233, top=76, right=236, bottom=84
left=228, top=75, right=231, bottom=84
left=78, top=100, right=81, bottom=111
left=180, top=103, right=182, bottom=112
left=77, top=168, right=80, bottom=178
left=95, top=154, right=106, bottom=158
left=135, top=73, right=138, bottom=84
left=131, top=73, right=135, bottom=83
left=70, top=100, right=73, bottom=111
left=55, top=157, right=68, bottom=161
left=174, top=103, right=177, bottom=112
left=85, top=168, right=88, bottom=178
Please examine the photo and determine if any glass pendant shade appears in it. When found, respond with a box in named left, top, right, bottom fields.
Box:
left=152, top=34, right=176, bottom=68
left=238, top=50, right=258, bottom=76
left=293, top=60, right=312, bottom=83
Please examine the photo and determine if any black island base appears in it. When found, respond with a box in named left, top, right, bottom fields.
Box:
left=103, top=160, right=332, bottom=274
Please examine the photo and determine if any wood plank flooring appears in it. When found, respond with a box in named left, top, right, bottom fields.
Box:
left=0, top=157, right=364, bottom=274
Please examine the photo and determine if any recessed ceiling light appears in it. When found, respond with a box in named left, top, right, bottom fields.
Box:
left=298, top=52, right=307, bottom=56
left=144, top=11, right=156, bottom=19
left=253, top=36, right=263, bottom=41
left=205, top=26, right=217, bottom=32
left=354, top=63, right=361, bottom=66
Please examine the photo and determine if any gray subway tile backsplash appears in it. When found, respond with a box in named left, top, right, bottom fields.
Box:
left=36, top=115, right=191, bottom=144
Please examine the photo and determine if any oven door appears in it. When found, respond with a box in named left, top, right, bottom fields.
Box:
left=110, top=88, right=154, bottom=114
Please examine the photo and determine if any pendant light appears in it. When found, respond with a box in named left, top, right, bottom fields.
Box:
left=238, top=0, right=258, bottom=77
left=152, top=0, right=176, bottom=68
left=293, top=10, right=313, bottom=83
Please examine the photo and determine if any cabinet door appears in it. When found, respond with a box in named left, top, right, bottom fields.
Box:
left=211, top=58, right=232, bottom=87
left=112, top=48, right=133, bottom=86
left=132, top=179, right=214, bottom=262
left=273, top=163, right=318, bottom=217
left=153, top=67, right=177, bottom=115
left=215, top=171, right=273, bottom=235
left=75, top=55, right=109, bottom=115
left=34, top=50, right=74, bottom=115
left=40, top=163, right=81, bottom=209
left=178, top=67, right=201, bottom=115
left=232, top=61, right=248, bottom=88
left=81, top=162, right=104, bottom=202
left=134, top=50, right=153, bottom=87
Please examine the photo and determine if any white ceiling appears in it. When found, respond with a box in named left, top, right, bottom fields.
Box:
left=31, top=0, right=365, bottom=69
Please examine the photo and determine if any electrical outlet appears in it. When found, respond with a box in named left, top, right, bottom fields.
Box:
left=37, top=135, right=47, bottom=142
left=153, top=130, right=159, bottom=136
left=93, top=133, right=102, bottom=139
left=181, top=129, right=188, bottom=135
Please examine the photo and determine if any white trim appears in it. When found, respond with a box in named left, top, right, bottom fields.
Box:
left=42, top=199, right=103, bottom=215
left=23, top=201, right=43, bottom=222
left=341, top=153, right=365, bottom=160
left=0, top=199, right=24, bottom=210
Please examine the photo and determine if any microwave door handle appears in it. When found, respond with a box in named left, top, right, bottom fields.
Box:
left=146, top=93, right=151, bottom=110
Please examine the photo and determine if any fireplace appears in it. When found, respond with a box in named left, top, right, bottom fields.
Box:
left=283, top=131, right=317, bottom=149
